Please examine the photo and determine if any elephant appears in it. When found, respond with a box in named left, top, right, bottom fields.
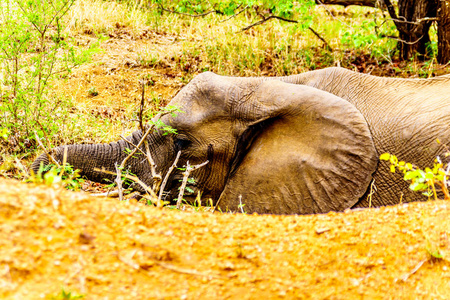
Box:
left=31, top=67, right=450, bottom=214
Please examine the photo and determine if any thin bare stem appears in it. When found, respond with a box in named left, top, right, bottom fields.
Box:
left=239, top=16, right=332, bottom=51
left=238, top=195, right=245, bottom=213
left=239, top=15, right=298, bottom=32
left=118, top=111, right=172, bottom=170
left=220, top=4, right=248, bottom=23
left=94, top=167, right=159, bottom=202
left=176, top=160, right=209, bottom=210
left=58, top=146, right=68, bottom=177
left=157, top=3, right=216, bottom=17
left=34, top=132, right=60, bottom=168
left=307, top=26, right=333, bottom=51
left=138, top=79, right=146, bottom=133
left=158, top=150, right=181, bottom=206
left=137, top=78, right=162, bottom=191
left=114, top=163, right=124, bottom=202
left=399, top=259, right=428, bottom=282
left=120, top=135, right=162, bottom=190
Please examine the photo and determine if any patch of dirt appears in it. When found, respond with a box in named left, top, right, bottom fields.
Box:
left=56, top=28, right=187, bottom=113
left=0, top=179, right=449, bottom=299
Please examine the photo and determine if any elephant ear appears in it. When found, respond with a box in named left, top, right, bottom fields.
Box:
left=218, top=80, right=378, bottom=214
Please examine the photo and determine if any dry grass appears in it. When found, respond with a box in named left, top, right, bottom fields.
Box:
left=65, top=0, right=148, bottom=34
left=62, top=0, right=401, bottom=78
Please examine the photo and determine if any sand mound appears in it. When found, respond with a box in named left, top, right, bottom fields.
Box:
left=0, top=178, right=449, bottom=299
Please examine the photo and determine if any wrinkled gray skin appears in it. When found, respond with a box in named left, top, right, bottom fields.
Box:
left=31, top=67, right=450, bottom=214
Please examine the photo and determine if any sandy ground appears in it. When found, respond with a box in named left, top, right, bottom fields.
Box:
left=0, top=179, right=449, bottom=299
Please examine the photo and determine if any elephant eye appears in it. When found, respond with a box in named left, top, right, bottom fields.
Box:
left=174, top=137, right=191, bottom=150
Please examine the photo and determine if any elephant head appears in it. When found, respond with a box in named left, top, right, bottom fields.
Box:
left=32, top=72, right=378, bottom=214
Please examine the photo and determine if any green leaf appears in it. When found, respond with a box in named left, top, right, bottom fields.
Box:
left=404, top=171, right=419, bottom=180
left=409, top=182, right=428, bottom=192
left=390, top=155, right=398, bottom=165
left=425, top=172, right=434, bottom=180
left=379, top=153, right=391, bottom=161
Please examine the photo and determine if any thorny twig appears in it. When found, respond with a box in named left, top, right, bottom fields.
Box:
left=238, top=195, right=245, bottom=213
left=120, top=135, right=162, bottom=190
left=158, top=150, right=181, bottom=206
left=34, top=131, right=60, bottom=168
left=239, top=15, right=298, bottom=31
left=114, top=163, right=124, bottom=202
left=115, top=109, right=174, bottom=201
left=239, top=15, right=333, bottom=51
left=157, top=2, right=216, bottom=17
left=398, top=259, right=428, bottom=282
left=94, top=167, right=159, bottom=201
left=176, top=160, right=209, bottom=210
left=307, top=26, right=333, bottom=51
left=138, top=79, right=146, bottom=133
left=58, top=146, right=68, bottom=177
left=157, top=2, right=332, bottom=51
left=220, top=4, right=248, bottom=23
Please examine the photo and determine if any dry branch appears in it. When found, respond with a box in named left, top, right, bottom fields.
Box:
left=157, top=2, right=216, bottom=17
left=399, top=259, right=428, bottom=282
left=114, top=163, right=124, bottom=202
left=239, top=15, right=298, bottom=32
left=176, top=160, right=209, bottom=209
left=316, top=0, right=378, bottom=8
left=220, top=4, right=249, bottom=23
left=158, top=150, right=181, bottom=206
left=94, top=167, right=159, bottom=201
left=120, top=135, right=162, bottom=189
left=34, top=132, right=60, bottom=169
left=239, top=15, right=333, bottom=51
left=139, top=79, right=163, bottom=191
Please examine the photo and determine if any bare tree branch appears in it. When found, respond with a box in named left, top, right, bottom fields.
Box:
left=34, top=132, right=60, bottom=168
left=239, top=15, right=332, bottom=51
left=316, top=0, right=378, bottom=7
left=94, top=167, right=159, bottom=201
left=220, top=4, right=248, bottom=23
left=136, top=79, right=162, bottom=191
left=157, top=2, right=216, bottom=17
left=138, top=79, right=146, bottom=133
left=158, top=150, right=181, bottom=206
left=239, top=15, right=298, bottom=32
left=118, top=109, right=173, bottom=172
left=176, top=160, right=209, bottom=210
left=308, top=26, right=333, bottom=51
left=114, top=163, right=124, bottom=202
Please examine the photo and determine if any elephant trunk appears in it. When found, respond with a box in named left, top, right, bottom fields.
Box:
left=30, top=131, right=153, bottom=186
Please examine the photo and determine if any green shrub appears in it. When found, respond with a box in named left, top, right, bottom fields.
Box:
left=380, top=151, right=450, bottom=200
left=0, top=0, right=95, bottom=154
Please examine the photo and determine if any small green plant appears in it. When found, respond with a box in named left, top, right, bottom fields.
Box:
left=380, top=151, right=450, bottom=200
left=88, top=87, right=99, bottom=97
left=51, top=288, right=84, bottom=300
left=29, top=162, right=84, bottom=191
left=235, top=241, right=245, bottom=258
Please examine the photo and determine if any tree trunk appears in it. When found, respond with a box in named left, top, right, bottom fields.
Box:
left=320, top=0, right=439, bottom=61
left=315, top=0, right=377, bottom=7
left=396, top=0, right=437, bottom=60
left=437, top=0, right=450, bottom=63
